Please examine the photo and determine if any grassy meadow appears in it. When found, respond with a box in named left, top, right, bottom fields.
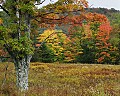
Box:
left=0, top=62, right=120, bottom=96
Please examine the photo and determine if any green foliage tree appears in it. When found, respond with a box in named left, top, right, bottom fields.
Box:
left=108, top=13, right=120, bottom=64
left=32, top=43, right=55, bottom=63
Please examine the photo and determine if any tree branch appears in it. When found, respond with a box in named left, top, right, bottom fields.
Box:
left=36, top=31, right=64, bottom=48
left=35, top=0, right=46, bottom=5
left=34, top=9, right=83, bottom=25
left=34, top=14, right=68, bottom=24
left=0, top=5, right=10, bottom=16
left=35, top=9, right=81, bottom=18
left=35, top=0, right=55, bottom=5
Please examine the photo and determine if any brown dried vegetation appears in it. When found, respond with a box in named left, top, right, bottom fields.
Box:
left=0, top=62, right=120, bottom=96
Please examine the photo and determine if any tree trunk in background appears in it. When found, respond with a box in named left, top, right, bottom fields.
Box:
left=13, top=55, right=32, bottom=91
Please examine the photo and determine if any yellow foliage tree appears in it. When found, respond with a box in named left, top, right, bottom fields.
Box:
left=38, top=29, right=67, bottom=61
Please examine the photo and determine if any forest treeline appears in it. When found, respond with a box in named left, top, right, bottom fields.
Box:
left=31, top=8, right=120, bottom=64
left=0, top=8, right=120, bottom=64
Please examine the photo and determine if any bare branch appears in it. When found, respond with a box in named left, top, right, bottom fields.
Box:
left=0, top=5, right=10, bottom=16
left=35, top=0, right=55, bottom=5
left=35, top=0, right=46, bottom=5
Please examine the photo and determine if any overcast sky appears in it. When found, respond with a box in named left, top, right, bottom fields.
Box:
left=88, top=0, right=120, bottom=10
left=38, top=0, right=120, bottom=10
left=1, top=0, right=120, bottom=11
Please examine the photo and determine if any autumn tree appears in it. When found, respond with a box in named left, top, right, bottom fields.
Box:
left=66, top=12, right=112, bottom=63
left=0, top=0, right=88, bottom=91
left=36, top=29, right=82, bottom=63
left=37, top=29, right=66, bottom=62
left=83, top=13, right=112, bottom=63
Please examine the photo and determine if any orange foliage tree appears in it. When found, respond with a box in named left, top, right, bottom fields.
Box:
left=65, top=12, right=112, bottom=63
left=96, top=22, right=112, bottom=63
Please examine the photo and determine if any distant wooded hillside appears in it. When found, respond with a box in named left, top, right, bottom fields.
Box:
left=86, top=8, right=120, bottom=15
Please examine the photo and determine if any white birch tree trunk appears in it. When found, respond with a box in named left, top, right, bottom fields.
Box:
left=13, top=55, right=32, bottom=91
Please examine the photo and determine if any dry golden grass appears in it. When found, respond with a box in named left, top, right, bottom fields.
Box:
left=0, top=62, right=120, bottom=96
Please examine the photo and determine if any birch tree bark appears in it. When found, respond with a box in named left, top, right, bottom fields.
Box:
left=13, top=55, right=32, bottom=91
